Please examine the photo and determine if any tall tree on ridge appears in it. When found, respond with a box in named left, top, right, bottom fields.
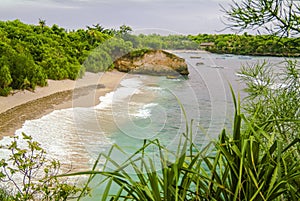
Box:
left=38, top=18, right=46, bottom=29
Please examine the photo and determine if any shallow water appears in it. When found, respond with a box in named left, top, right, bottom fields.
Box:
left=0, top=51, right=293, bottom=198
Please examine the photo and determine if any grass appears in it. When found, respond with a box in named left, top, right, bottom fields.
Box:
left=61, top=89, right=300, bottom=201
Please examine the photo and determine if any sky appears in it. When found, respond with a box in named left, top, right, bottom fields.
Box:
left=0, top=0, right=232, bottom=35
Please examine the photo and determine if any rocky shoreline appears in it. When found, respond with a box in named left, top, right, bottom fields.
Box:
left=114, top=49, right=189, bottom=76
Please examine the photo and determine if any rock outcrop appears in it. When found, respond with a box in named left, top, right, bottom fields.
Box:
left=113, top=49, right=189, bottom=76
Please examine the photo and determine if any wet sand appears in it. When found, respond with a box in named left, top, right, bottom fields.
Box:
left=0, top=70, right=127, bottom=139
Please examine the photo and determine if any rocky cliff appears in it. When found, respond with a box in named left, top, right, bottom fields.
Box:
left=113, top=49, right=189, bottom=76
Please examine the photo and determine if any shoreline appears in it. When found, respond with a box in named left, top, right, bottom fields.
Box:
left=164, top=49, right=208, bottom=54
left=0, top=70, right=127, bottom=139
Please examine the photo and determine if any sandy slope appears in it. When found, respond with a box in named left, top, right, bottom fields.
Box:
left=0, top=70, right=127, bottom=138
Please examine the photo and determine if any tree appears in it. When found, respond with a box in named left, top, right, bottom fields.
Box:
left=223, top=0, right=300, bottom=153
left=101, top=37, right=133, bottom=60
left=0, top=62, right=12, bottom=96
left=83, top=49, right=113, bottom=72
left=119, top=24, right=132, bottom=35
left=0, top=63, right=12, bottom=89
left=8, top=53, right=47, bottom=89
left=38, top=18, right=46, bottom=29
left=222, top=0, right=300, bottom=37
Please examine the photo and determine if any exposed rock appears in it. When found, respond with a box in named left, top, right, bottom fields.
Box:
left=113, top=49, right=189, bottom=76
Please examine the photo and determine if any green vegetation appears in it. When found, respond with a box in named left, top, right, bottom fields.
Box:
left=0, top=20, right=125, bottom=96
left=1, top=18, right=299, bottom=96
left=238, top=60, right=300, bottom=147
left=63, top=94, right=300, bottom=200
left=221, top=0, right=300, bottom=37
left=1, top=91, right=299, bottom=200
left=83, top=37, right=134, bottom=72
left=127, top=34, right=199, bottom=50
left=66, top=1, right=298, bottom=200
left=189, top=33, right=300, bottom=56
left=1, top=1, right=300, bottom=198
left=127, top=48, right=151, bottom=59
left=0, top=188, right=14, bottom=201
left=0, top=20, right=198, bottom=96
left=0, top=133, right=89, bottom=200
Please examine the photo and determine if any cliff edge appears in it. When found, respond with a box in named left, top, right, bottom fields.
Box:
left=113, top=49, right=189, bottom=76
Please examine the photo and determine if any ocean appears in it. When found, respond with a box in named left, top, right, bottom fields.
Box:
left=0, top=51, right=290, bottom=198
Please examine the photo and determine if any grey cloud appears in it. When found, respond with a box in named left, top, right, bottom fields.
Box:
left=0, top=0, right=231, bottom=34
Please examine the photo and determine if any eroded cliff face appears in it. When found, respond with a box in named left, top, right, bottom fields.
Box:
left=113, top=49, right=189, bottom=76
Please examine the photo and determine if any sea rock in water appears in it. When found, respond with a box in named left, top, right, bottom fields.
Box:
left=113, top=49, right=189, bottom=76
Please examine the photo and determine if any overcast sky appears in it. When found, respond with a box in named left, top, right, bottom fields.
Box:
left=0, top=0, right=232, bottom=34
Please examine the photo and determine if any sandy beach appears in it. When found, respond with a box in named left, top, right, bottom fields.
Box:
left=0, top=70, right=127, bottom=139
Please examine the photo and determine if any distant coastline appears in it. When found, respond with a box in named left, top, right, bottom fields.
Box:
left=165, top=49, right=208, bottom=53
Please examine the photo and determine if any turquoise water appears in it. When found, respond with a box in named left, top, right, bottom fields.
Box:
left=0, top=51, right=290, bottom=199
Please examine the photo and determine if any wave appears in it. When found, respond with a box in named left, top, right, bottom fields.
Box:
left=94, top=77, right=144, bottom=111
left=132, top=103, right=159, bottom=119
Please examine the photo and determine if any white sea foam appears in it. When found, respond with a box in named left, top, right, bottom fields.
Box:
left=0, top=106, right=114, bottom=171
left=147, top=86, right=162, bottom=91
left=0, top=106, right=114, bottom=189
left=133, top=103, right=159, bottom=119
left=95, top=77, right=143, bottom=110
left=94, top=91, right=115, bottom=110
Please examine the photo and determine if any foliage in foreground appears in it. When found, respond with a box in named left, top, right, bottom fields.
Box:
left=222, top=0, right=300, bottom=37
left=0, top=133, right=89, bottom=201
left=238, top=59, right=300, bottom=151
left=0, top=188, right=14, bottom=201
left=1, top=94, right=299, bottom=201
left=64, top=94, right=300, bottom=201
